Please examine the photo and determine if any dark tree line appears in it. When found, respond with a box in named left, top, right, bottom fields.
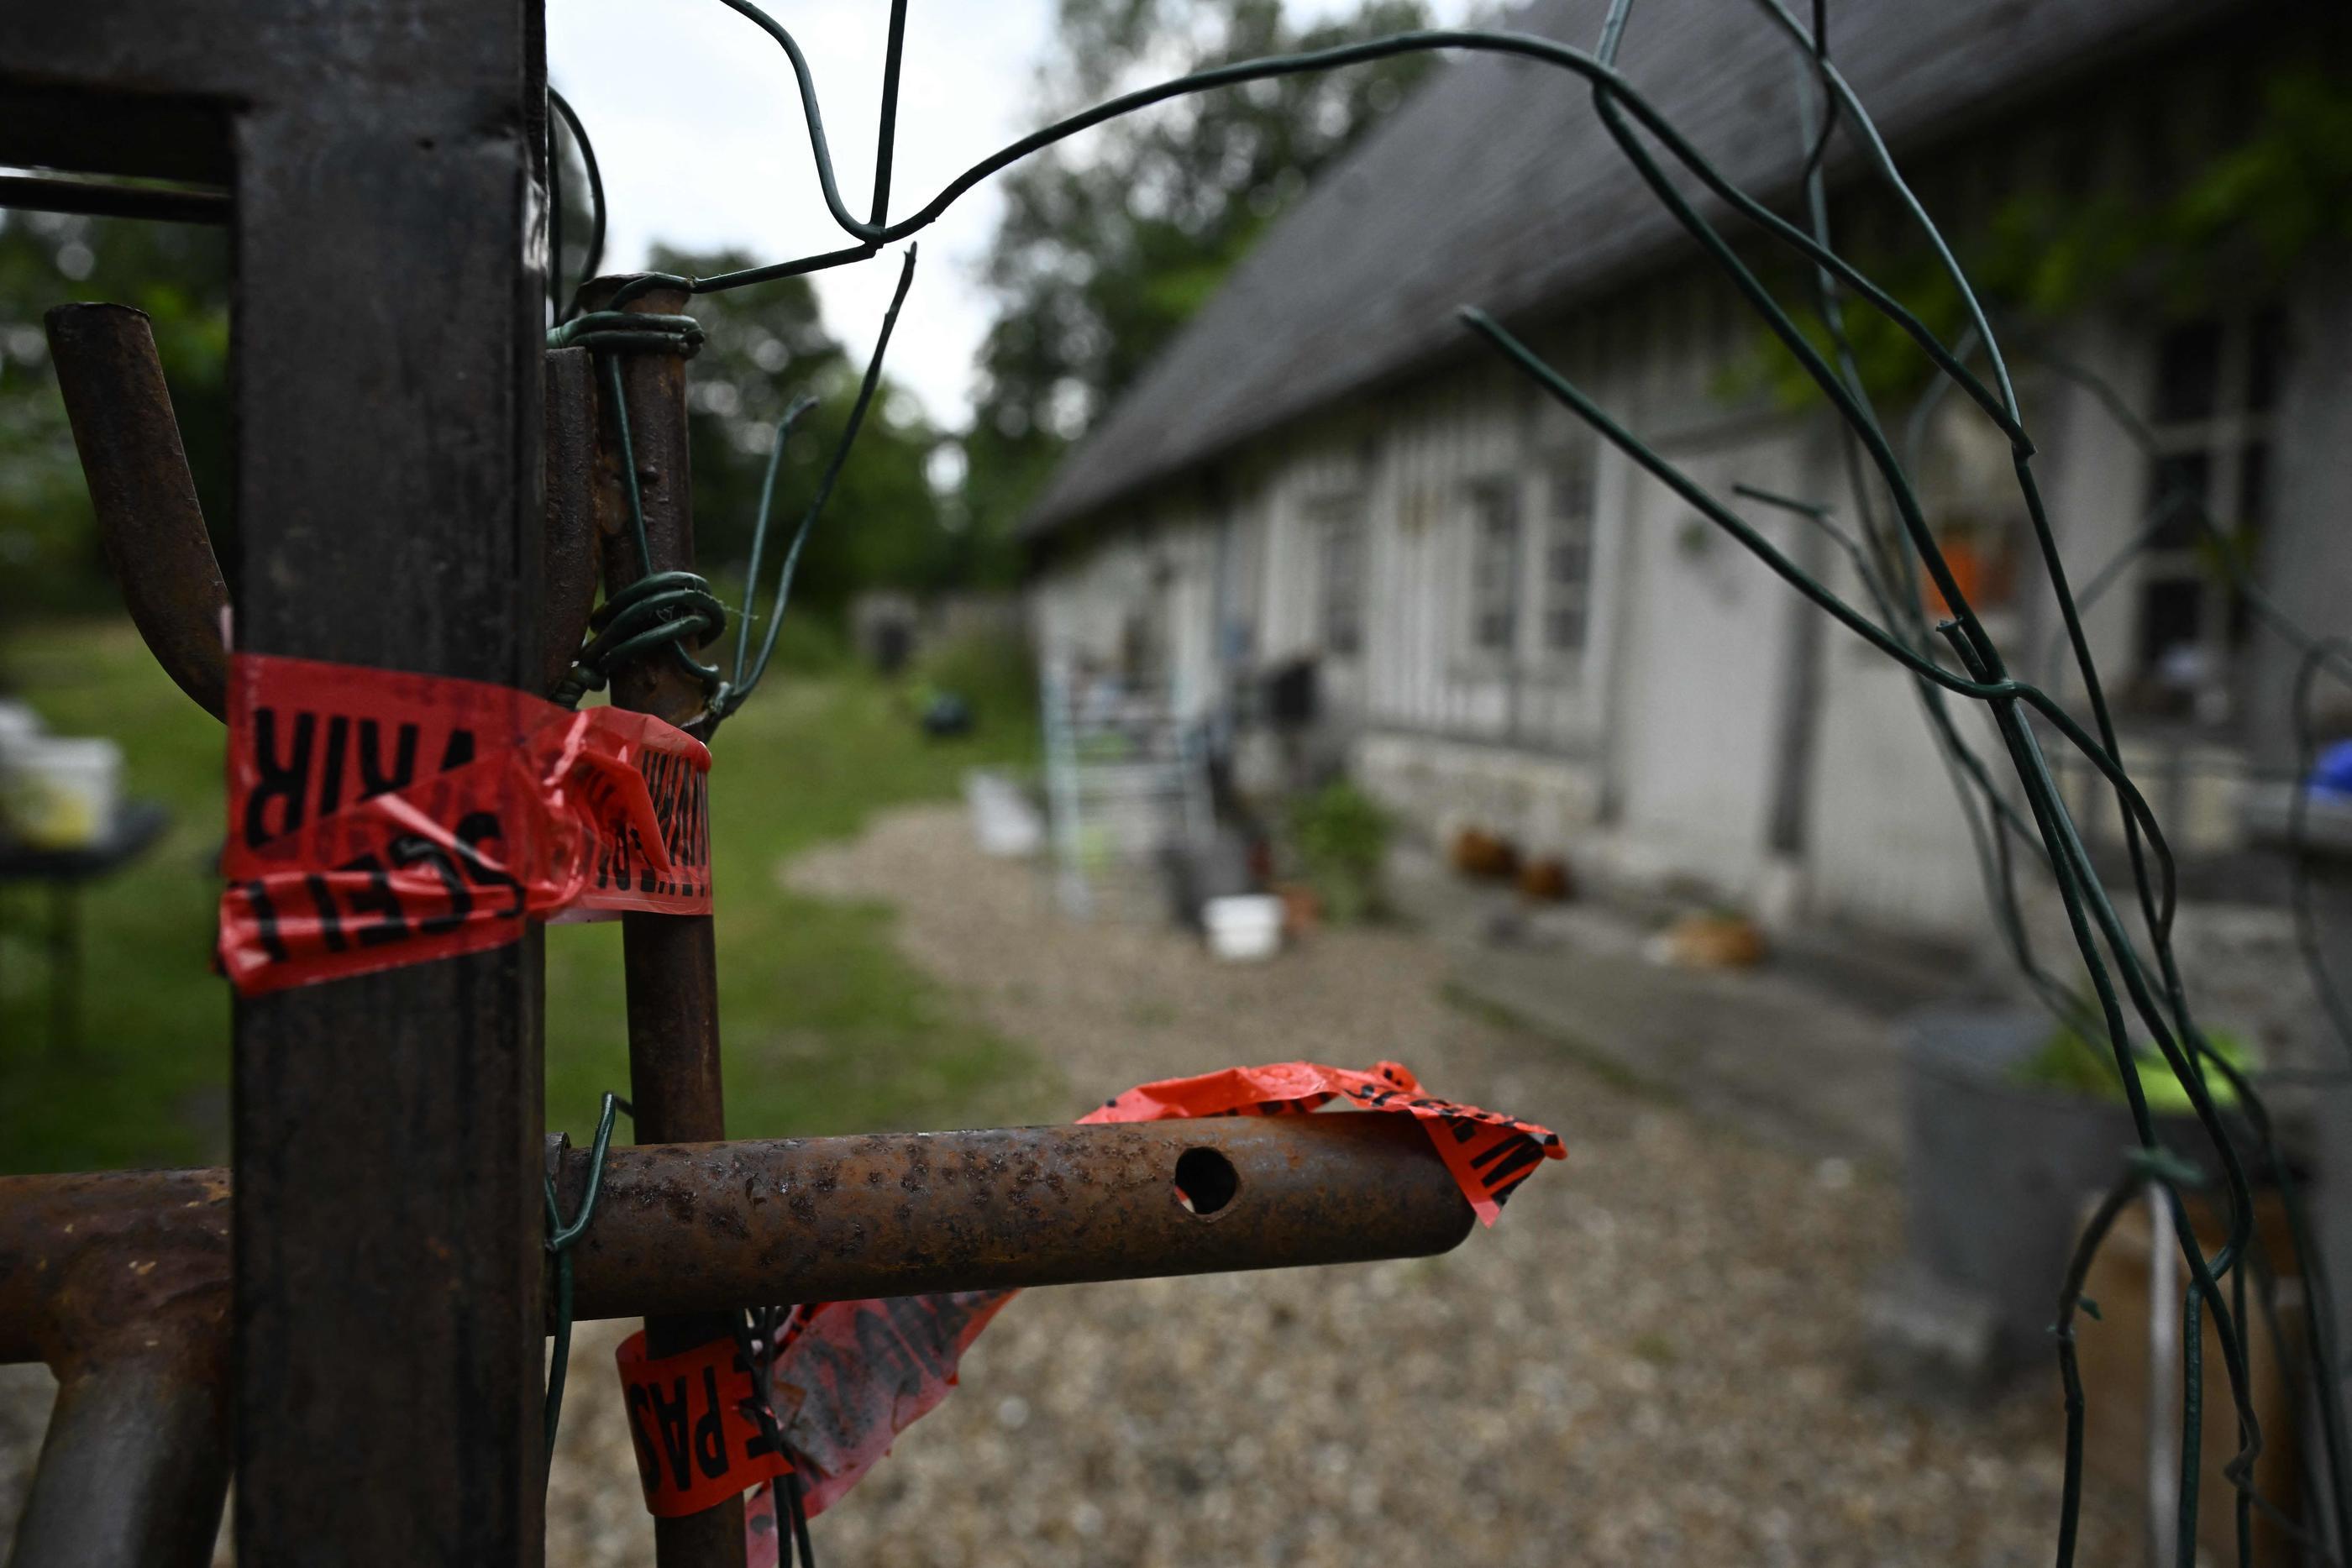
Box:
left=0, top=0, right=1432, bottom=626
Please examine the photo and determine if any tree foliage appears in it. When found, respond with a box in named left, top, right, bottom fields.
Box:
left=0, top=3, right=1452, bottom=630
left=0, top=216, right=948, bottom=634
left=652, top=246, right=949, bottom=628
left=0, top=139, right=598, bottom=624
left=0, top=212, right=230, bottom=619
left=961, top=0, right=1436, bottom=550
left=1738, top=65, right=2352, bottom=413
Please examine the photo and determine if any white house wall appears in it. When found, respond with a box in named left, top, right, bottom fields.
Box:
left=1030, top=260, right=2041, bottom=934
left=1259, top=354, right=1628, bottom=853
left=1600, top=415, right=1808, bottom=899
left=1027, top=48, right=2347, bottom=943
left=1804, top=641, right=2006, bottom=937
left=1029, top=501, right=1226, bottom=724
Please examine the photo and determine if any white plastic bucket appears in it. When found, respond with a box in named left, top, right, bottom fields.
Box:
left=3, top=735, right=122, bottom=849
left=963, top=769, right=1044, bottom=858
left=0, top=700, right=44, bottom=763
left=1204, top=894, right=1283, bottom=962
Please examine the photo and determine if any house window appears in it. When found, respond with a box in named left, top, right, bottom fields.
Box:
left=1315, top=500, right=1366, bottom=658
left=1540, top=455, right=1595, bottom=660
left=1467, top=478, right=1521, bottom=656
left=2132, top=307, right=2280, bottom=721
left=1914, top=398, right=2024, bottom=617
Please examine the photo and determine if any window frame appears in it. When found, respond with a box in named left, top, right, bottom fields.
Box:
left=1310, top=495, right=1368, bottom=662
left=1535, top=450, right=1598, bottom=672
left=1459, top=456, right=1599, bottom=680
left=2129, top=306, right=2280, bottom=725
left=1462, top=475, right=1524, bottom=663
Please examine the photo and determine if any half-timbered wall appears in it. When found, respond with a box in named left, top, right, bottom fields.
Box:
left=1027, top=41, right=2349, bottom=945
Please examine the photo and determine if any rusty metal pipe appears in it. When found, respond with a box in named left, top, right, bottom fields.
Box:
left=0, top=1122, right=1467, bottom=1560
left=43, top=309, right=604, bottom=717
left=0, top=1167, right=230, bottom=1376
left=542, top=345, right=603, bottom=696
left=8, top=1342, right=230, bottom=1568
left=576, top=275, right=741, bottom=1567
left=2, top=1118, right=1472, bottom=1360
left=44, top=303, right=229, bottom=720
left=557, top=1115, right=1473, bottom=1319
left=0, top=174, right=228, bottom=226
left=575, top=278, right=712, bottom=732
left=0, top=1118, right=1466, bottom=1562
left=0, top=1168, right=231, bottom=1568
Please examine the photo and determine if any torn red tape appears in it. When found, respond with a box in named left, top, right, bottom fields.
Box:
left=617, top=1330, right=795, bottom=1518
left=218, top=652, right=711, bottom=995
left=1083, top=1059, right=1561, bottom=1225
left=732, top=1060, right=1557, bottom=1556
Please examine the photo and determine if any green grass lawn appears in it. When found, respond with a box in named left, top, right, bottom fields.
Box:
left=0, top=616, right=1056, bottom=1173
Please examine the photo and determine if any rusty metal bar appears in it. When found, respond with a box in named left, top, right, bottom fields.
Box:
left=43, top=302, right=228, bottom=720
left=9, top=1348, right=229, bottom=1568
left=0, top=1120, right=1462, bottom=1562
left=45, top=317, right=603, bottom=721
left=224, top=12, right=549, bottom=1558
left=0, top=1168, right=230, bottom=1568
left=11, top=4, right=540, bottom=1565
left=578, top=279, right=711, bottom=733
left=543, top=344, right=603, bottom=695
left=578, top=275, right=742, bottom=1568
left=2, top=1118, right=1470, bottom=1360
left=555, top=1115, right=1474, bottom=1319
left=0, top=172, right=228, bottom=224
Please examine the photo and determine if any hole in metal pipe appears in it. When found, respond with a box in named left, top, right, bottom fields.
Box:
left=1172, top=1147, right=1239, bottom=1217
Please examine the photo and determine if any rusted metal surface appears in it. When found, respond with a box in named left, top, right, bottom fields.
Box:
left=0, top=1121, right=1463, bottom=1560
left=543, top=345, right=602, bottom=695
left=8, top=8, right=554, bottom=1561
left=578, top=275, right=743, bottom=1568
left=0, top=1116, right=1470, bottom=1362
left=222, top=9, right=550, bottom=1562
left=579, top=278, right=710, bottom=731
left=43, top=303, right=229, bottom=721
left=0, top=1169, right=231, bottom=1568
left=10, top=1350, right=230, bottom=1568
left=0, top=1168, right=229, bottom=1382
left=44, top=317, right=604, bottom=720
left=0, top=173, right=228, bottom=224
left=555, top=1115, right=1475, bottom=1319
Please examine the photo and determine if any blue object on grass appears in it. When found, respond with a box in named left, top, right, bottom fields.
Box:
left=2313, top=740, right=2352, bottom=798
left=921, top=691, right=974, bottom=738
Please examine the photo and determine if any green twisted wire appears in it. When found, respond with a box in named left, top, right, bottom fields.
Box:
left=542, top=1092, right=630, bottom=1471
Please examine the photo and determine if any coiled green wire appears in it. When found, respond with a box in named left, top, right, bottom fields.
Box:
left=541, top=233, right=916, bottom=731
left=543, top=1092, right=630, bottom=1473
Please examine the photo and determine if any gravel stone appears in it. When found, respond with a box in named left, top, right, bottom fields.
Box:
left=545, top=805, right=2129, bottom=1566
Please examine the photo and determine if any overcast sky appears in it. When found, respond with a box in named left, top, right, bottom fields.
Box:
left=549, top=0, right=1474, bottom=431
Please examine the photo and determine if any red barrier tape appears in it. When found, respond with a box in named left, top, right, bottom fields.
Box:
left=1084, top=1059, right=1561, bottom=1226
left=617, top=1329, right=796, bottom=1518
left=727, top=1060, right=1559, bottom=1556
left=218, top=653, right=711, bottom=995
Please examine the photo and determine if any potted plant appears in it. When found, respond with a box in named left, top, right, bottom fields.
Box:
left=1899, top=1007, right=2256, bottom=1368
left=1285, top=779, right=1391, bottom=926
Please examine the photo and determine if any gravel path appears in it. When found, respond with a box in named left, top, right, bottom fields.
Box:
left=5, top=803, right=2129, bottom=1564
left=548, top=804, right=2127, bottom=1566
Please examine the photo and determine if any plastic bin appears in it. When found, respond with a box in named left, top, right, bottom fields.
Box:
left=3, top=735, right=123, bottom=849
left=1204, top=894, right=1283, bottom=962
left=0, top=700, right=44, bottom=762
